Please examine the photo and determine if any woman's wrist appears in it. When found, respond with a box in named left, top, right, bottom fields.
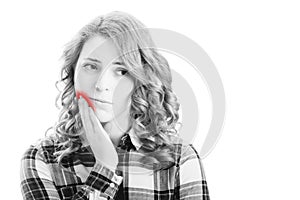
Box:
left=95, top=160, right=117, bottom=172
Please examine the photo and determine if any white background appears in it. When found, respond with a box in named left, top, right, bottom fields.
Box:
left=0, top=0, right=299, bottom=199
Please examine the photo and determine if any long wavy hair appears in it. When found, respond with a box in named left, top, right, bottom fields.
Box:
left=45, top=11, right=183, bottom=171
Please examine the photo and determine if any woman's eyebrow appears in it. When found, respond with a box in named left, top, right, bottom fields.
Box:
left=112, top=61, right=125, bottom=65
left=84, top=57, right=102, bottom=63
left=83, top=57, right=124, bottom=65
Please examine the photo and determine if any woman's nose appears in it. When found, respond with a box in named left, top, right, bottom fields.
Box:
left=95, top=83, right=108, bottom=91
left=95, top=70, right=111, bottom=91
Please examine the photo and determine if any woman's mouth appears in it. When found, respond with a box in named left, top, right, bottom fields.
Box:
left=89, top=97, right=113, bottom=104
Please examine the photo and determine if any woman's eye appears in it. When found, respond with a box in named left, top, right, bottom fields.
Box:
left=83, top=64, right=98, bottom=71
left=116, top=68, right=128, bottom=76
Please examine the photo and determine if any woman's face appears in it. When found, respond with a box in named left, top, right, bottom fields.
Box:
left=74, top=35, right=135, bottom=125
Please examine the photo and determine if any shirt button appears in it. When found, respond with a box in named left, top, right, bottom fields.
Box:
left=109, top=182, right=115, bottom=187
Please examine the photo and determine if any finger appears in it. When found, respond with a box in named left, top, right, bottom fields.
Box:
left=78, top=97, right=89, bottom=132
left=87, top=106, right=105, bottom=133
left=87, top=106, right=111, bottom=142
left=79, top=97, right=93, bottom=138
left=79, top=97, right=97, bottom=145
left=78, top=97, right=85, bottom=121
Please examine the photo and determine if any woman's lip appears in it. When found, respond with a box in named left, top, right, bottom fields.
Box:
left=89, top=97, right=112, bottom=104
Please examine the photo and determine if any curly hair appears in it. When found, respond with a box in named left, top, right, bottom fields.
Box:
left=44, top=11, right=183, bottom=171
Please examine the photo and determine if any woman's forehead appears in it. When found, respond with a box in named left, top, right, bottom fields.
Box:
left=79, top=35, right=121, bottom=63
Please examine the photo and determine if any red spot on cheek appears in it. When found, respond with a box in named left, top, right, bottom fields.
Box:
left=76, top=91, right=96, bottom=111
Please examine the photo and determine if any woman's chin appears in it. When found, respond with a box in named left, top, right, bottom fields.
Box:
left=94, top=110, right=113, bottom=123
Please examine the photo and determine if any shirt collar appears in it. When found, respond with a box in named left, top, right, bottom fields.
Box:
left=126, top=128, right=159, bottom=151
left=80, top=127, right=144, bottom=151
left=127, top=127, right=143, bottom=151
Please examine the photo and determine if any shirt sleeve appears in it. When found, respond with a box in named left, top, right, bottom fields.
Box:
left=20, top=145, right=123, bottom=200
left=175, top=143, right=210, bottom=200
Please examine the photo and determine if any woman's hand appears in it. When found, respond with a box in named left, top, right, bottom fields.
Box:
left=78, top=96, right=119, bottom=171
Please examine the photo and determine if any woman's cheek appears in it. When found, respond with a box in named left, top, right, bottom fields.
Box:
left=76, top=90, right=96, bottom=111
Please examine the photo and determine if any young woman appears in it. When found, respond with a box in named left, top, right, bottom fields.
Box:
left=20, top=11, right=210, bottom=200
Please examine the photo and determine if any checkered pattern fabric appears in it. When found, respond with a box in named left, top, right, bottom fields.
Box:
left=20, top=134, right=210, bottom=199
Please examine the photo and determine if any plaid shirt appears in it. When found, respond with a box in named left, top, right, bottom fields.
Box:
left=20, top=131, right=210, bottom=200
